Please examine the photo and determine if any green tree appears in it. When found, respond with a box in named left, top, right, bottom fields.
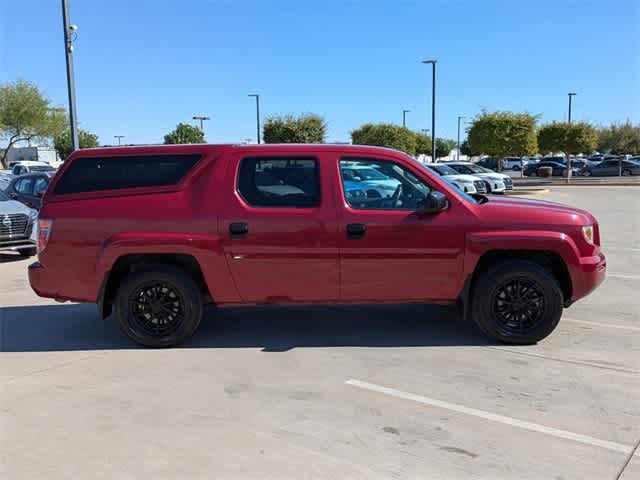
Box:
left=538, top=122, right=598, bottom=156
left=350, top=123, right=417, bottom=155
left=415, top=132, right=432, bottom=156
left=435, top=138, right=457, bottom=160
left=597, top=121, right=640, bottom=154
left=0, top=79, right=67, bottom=168
left=467, top=110, right=538, bottom=171
left=263, top=114, right=326, bottom=143
left=54, top=128, right=100, bottom=160
left=459, top=139, right=474, bottom=157
left=163, top=123, right=205, bottom=144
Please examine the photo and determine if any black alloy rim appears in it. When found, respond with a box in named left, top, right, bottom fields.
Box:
left=129, top=282, right=185, bottom=337
left=492, top=278, right=545, bottom=336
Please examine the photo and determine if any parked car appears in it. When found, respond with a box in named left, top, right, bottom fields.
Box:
left=444, top=162, right=512, bottom=193
left=524, top=161, right=577, bottom=177
left=581, top=158, right=640, bottom=176
left=29, top=144, right=606, bottom=348
left=340, top=163, right=400, bottom=198
left=5, top=172, right=54, bottom=210
left=0, top=189, right=38, bottom=257
left=9, top=161, right=57, bottom=176
left=503, top=157, right=528, bottom=170
left=426, top=164, right=487, bottom=194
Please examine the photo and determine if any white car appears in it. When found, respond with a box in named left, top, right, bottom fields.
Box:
left=9, top=161, right=57, bottom=176
left=503, top=157, right=528, bottom=170
left=445, top=162, right=513, bottom=193
left=340, top=164, right=400, bottom=198
left=0, top=189, right=38, bottom=256
left=425, top=164, right=487, bottom=194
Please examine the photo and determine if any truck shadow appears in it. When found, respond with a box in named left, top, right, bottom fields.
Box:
left=0, top=303, right=492, bottom=352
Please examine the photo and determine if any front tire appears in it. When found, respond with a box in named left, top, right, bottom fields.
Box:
left=116, top=266, right=203, bottom=347
left=471, top=260, right=563, bottom=344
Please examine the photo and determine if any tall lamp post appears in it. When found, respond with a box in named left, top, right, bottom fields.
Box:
left=457, top=115, right=465, bottom=161
left=422, top=59, right=437, bottom=162
left=248, top=94, right=261, bottom=144
left=568, top=92, right=576, bottom=124
left=61, top=0, right=79, bottom=152
left=114, top=135, right=124, bottom=146
left=402, top=109, right=410, bottom=128
left=192, top=115, right=210, bottom=132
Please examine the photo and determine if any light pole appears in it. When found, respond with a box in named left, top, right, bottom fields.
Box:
left=568, top=92, right=576, bottom=124
left=457, top=115, right=465, bottom=161
left=61, top=0, right=79, bottom=152
left=114, top=135, right=124, bottom=146
left=248, top=94, right=261, bottom=144
left=192, top=115, right=210, bottom=131
left=422, top=59, right=437, bottom=162
left=402, top=109, right=410, bottom=128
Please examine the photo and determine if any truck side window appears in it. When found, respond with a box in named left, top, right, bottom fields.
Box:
left=237, top=157, right=320, bottom=208
left=340, top=158, right=431, bottom=210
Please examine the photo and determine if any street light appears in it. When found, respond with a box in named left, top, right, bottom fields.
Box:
left=114, top=135, right=124, bottom=146
left=61, top=0, right=79, bottom=152
left=192, top=115, right=210, bottom=131
left=422, top=59, right=437, bottom=162
left=248, top=94, right=261, bottom=144
left=402, top=109, right=410, bottom=128
left=568, top=92, right=577, bottom=124
left=457, top=116, right=465, bottom=161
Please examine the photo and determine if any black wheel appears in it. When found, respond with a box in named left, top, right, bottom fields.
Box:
left=471, top=260, right=563, bottom=344
left=20, top=247, right=37, bottom=257
left=483, top=181, right=492, bottom=193
left=582, top=170, right=591, bottom=177
left=116, top=266, right=203, bottom=347
left=622, top=169, right=631, bottom=176
left=529, top=170, right=536, bottom=177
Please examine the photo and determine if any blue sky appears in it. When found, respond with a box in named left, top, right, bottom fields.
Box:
left=1, top=0, right=638, bottom=145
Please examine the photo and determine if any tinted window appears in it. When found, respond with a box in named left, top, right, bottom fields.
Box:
left=340, top=158, right=430, bottom=210
left=34, top=177, right=49, bottom=194
left=237, top=157, right=320, bottom=208
left=15, top=178, right=34, bottom=194
left=54, top=154, right=201, bottom=195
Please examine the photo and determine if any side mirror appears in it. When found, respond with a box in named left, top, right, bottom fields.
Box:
left=417, top=190, right=448, bottom=214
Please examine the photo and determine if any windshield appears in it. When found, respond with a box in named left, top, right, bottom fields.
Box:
left=459, top=163, right=493, bottom=174
left=430, top=164, right=459, bottom=176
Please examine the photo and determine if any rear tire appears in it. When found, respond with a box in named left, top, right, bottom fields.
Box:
left=471, top=260, right=563, bottom=345
left=116, top=266, right=203, bottom=347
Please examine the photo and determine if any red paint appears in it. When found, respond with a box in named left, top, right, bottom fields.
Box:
left=29, top=144, right=605, bottom=308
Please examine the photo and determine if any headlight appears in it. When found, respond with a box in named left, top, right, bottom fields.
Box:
left=28, top=209, right=38, bottom=221
left=582, top=225, right=594, bottom=244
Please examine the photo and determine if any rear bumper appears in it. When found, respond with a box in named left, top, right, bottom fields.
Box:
left=28, top=261, right=68, bottom=300
left=571, top=252, right=606, bottom=301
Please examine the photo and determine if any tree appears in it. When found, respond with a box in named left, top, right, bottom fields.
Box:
left=538, top=122, right=598, bottom=156
left=0, top=79, right=67, bottom=168
left=350, top=123, right=417, bottom=155
left=460, top=139, right=474, bottom=157
left=163, top=123, right=205, bottom=144
left=597, top=121, right=640, bottom=154
left=54, top=129, right=100, bottom=160
left=435, top=138, right=456, bottom=160
left=415, top=132, right=432, bottom=156
left=467, top=110, right=538, bottom=171
left=263, top=114, right=326, bottom=143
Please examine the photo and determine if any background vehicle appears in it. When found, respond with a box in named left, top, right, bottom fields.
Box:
left=445, top=162, right=512, bottom=193
left=524, top=161, right=577, bottom=177
left=30, top=144, right=605, bottom=348
left=425, top=164, right=487, bottom=194
left=5, top=172, right=54, bottom=209
left=581, top=158, right=640, bottom=176
left=503, top=157, right=527, bottom=170
left=340, top=163, right=400, bottom=198
left=0, top=189, right=38, bottom=257
left=9, top=161, right=57, bottom=176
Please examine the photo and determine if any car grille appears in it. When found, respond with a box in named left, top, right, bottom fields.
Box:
left=0, top=214, right=30, bottom=239
left=473, top=180, right=487, bottom=193
left=503, top=177, right=513, bottom=190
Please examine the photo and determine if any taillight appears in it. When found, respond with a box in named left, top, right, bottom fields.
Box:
left=38, top=219, right=53, bottom=253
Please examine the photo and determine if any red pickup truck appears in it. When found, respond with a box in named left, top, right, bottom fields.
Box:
left=29, top=144, right=606, bottom=347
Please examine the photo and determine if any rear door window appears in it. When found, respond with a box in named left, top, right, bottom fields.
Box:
left=54, top=154, right=201, bottom=195
left=237, top=157, right=320, bottom=208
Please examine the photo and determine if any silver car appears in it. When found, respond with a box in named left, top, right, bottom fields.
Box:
left=0, top=189, right=38, bottom=257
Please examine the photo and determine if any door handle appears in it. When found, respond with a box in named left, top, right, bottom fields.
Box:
left=229, top=222, right=249, bottom=238
left=346, top=223, right=367, bottom=239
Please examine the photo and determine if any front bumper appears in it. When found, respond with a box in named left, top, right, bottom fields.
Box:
left=572, top=252, right=606, bottom=301
left=0, top=239, right=36, bottom=253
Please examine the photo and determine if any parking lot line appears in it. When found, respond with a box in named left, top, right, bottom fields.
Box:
left=564, top=318, right=640, bottom=332
left=487, top=347, right=640, bottom=375
left=346, top=379, right=638, bottom=456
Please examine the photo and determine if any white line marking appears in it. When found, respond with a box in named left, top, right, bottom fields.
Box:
left=608, top=273, right=640, bottom=280
left=564, top=318, right=640, bottom=332
left=346, top=379, right=639, bottom=456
